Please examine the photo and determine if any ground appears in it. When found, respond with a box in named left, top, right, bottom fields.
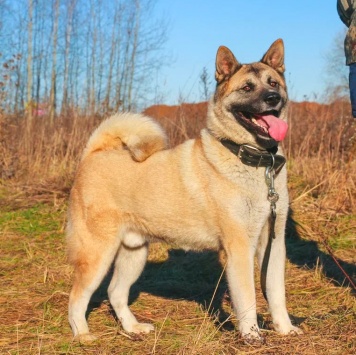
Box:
left=0, top=202, right=354, bottom=354
left=0, top=100, right=355, bottom=353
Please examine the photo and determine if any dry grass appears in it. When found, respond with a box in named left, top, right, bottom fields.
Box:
left=0, top=205, right=354, bottom=354
left=0, top=99, right=355, bottom=354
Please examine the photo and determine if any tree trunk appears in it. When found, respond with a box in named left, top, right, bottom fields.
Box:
left=27, top=0, right=33, bottom=123
left=49, top=0, right=60, bottom=125
left=61, top=0, right=76, bottom=115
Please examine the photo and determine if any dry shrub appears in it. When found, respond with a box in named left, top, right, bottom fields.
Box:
left=286, top=100, right=355, bottom=159
left=0, top=111, right=101, bottom=206
left=143, top=102, right=207, bottom=146
left=0, top=101, right=355, bottom=353
left=0, top=102, right=207, bottom=185
left=0, top=99, right=355, bottom=216
left=285, top=100, right=356, bottom=215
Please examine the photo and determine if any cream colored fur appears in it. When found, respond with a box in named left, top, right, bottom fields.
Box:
left=81, top=112, right=167, bottom=162
left=67, top=40, right=302, bottom=343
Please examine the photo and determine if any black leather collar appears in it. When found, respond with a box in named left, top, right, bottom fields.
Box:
left=220, top=139, right=286, bottom=173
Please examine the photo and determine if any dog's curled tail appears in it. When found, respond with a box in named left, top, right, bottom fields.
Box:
left=81, top=112, right=168, bottom=162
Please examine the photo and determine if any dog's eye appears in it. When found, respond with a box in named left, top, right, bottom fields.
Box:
left=242, top=85, right=252, bottom=92
left=270, top=81, right=278, bottom=88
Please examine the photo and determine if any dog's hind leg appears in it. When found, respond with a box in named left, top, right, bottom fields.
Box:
left=68, top=230, right=121, bottom=342
left=257, top=218, right=303, bottom=335
left=108, top=236, right=154, bottom=334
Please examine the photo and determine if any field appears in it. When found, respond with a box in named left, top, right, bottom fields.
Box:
left=0, top=99, right=355, bottom=354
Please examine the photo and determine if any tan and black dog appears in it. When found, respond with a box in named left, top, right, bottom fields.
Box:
left=67, top=39, right=302, bottom=342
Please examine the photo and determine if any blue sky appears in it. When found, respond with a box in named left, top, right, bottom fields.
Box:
left=153, top=0, right=346, bottom=104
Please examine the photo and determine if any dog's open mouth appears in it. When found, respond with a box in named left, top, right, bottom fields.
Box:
left=232, top=110, right=288, bottom=142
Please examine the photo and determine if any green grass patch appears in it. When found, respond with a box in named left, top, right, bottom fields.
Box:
left=328, top=214, right=356, bottom=250
left=0, top=204, right=64, bottom=237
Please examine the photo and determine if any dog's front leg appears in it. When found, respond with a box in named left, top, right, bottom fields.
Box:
left=223, top=233, right=261, bottom=341
left=257, top=217, right=303, bottom=335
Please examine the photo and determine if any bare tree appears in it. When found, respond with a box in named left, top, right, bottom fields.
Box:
left=324, top=29, right=349, bottom=99
left=126, top=0, right=140, bottom=111
left=1, top=0, right=169, bottom=115
left=199, top=66, right=211, bottom=102
left=103, top=2, right=122, bottom=113
left=61, top=0, right=77, bottom=114
left=26, top=0, right=33, bottom=122
left=49, top=0, right=60, bottom=123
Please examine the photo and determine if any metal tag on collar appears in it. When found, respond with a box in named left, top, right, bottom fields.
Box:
left=239, top=144, right=263, bottom=154
left=239, top=144, right=265, bottom=166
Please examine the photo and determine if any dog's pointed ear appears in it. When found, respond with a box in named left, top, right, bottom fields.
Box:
left=215, top=46, right=241, bottom=84
left=261, top=39, right=285, bottom=74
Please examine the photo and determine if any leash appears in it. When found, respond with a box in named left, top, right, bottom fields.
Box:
left=261, top=158, right=280, bottom=301
left=265, top=160, right=279, bottom=240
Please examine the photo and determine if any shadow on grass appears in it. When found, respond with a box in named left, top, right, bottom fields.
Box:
left=286, top=208, right=355, bottom=295
left=89, top=249, right=234, bottom=330
left=88, top=208, right=355, bottom=328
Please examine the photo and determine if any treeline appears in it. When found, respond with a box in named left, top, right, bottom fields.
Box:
left=0, top=0, right=168, bottom=119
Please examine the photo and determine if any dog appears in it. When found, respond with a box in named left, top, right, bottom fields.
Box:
left=67, top=39, right=303, bottom=342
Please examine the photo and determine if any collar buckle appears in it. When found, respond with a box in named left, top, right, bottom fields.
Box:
left=220, top=139, right=286, bottom=173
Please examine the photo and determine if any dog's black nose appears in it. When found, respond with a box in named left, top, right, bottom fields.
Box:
left=264, top=92, right=281, bottom=106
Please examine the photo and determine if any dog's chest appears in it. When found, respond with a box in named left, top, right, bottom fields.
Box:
left=222, top=168, right=284, bottom=234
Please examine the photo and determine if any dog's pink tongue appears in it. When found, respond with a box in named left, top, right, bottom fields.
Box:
left=256, top=115, right=288, bottom=141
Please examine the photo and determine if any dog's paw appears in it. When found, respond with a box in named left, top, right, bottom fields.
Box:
left=287, top=325, right=303, bottom=335
left=74, top=333, right=98, bottom=343
left=127, top=322, right=155, bottom=334
left=242, top=333, right=266, bottom=346
left=240, top=325, right=265, bottom=345
left=274, top=323, right=303, bottom=335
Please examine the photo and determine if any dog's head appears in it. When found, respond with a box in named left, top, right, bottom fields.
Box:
left=208, top=39, right=288, bottom=149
